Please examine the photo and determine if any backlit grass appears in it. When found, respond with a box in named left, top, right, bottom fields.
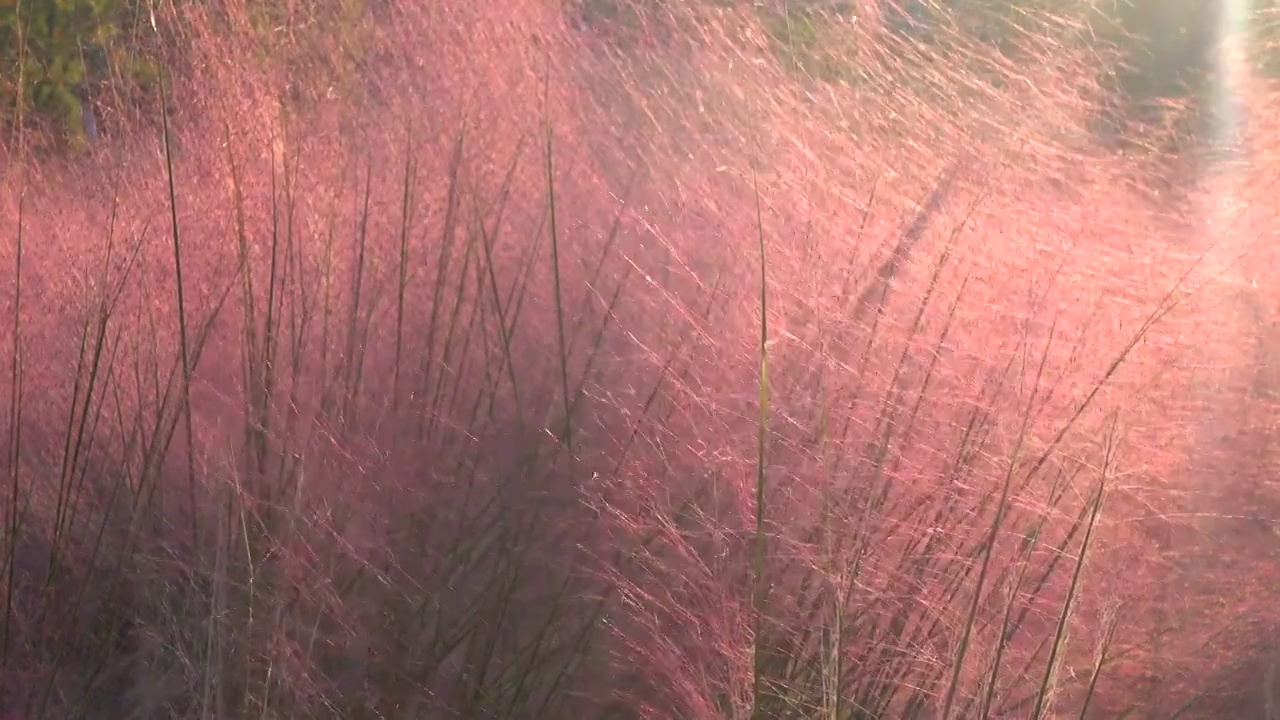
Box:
left=1, top=1, right=1279, bottom=718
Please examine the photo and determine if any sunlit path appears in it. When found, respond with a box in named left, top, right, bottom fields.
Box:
left=1149, top=1, right=1280, bottom=715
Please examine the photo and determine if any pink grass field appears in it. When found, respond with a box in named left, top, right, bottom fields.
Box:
left=2, top=1, right=1280, bottom=717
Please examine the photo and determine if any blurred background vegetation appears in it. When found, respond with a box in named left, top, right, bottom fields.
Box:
left=0, top=0, right=370, bottom=152
left=4, top=0, right=1279, bottom=154
left=1, top=0, right=127, bottom=147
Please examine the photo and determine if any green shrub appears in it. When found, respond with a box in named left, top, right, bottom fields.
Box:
left=0, top=0, right=123, bottom=142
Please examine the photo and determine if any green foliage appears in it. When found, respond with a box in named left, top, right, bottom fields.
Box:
left=756, top=3, right=841, bottom=79
left=0, top=0, right=121, bottom=141
left=1250, top=1, right=1280, bottom=79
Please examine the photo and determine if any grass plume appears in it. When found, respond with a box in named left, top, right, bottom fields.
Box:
left=0, top=1, right=1276, bottom=718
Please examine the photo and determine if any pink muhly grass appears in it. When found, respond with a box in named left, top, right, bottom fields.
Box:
left=0, top=1, right=1276, bottom=719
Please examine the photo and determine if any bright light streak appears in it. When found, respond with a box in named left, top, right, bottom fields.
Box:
left=1210, top=0, right=1251, bottom=164
left=1198, top=0, right=1252, bottom=245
